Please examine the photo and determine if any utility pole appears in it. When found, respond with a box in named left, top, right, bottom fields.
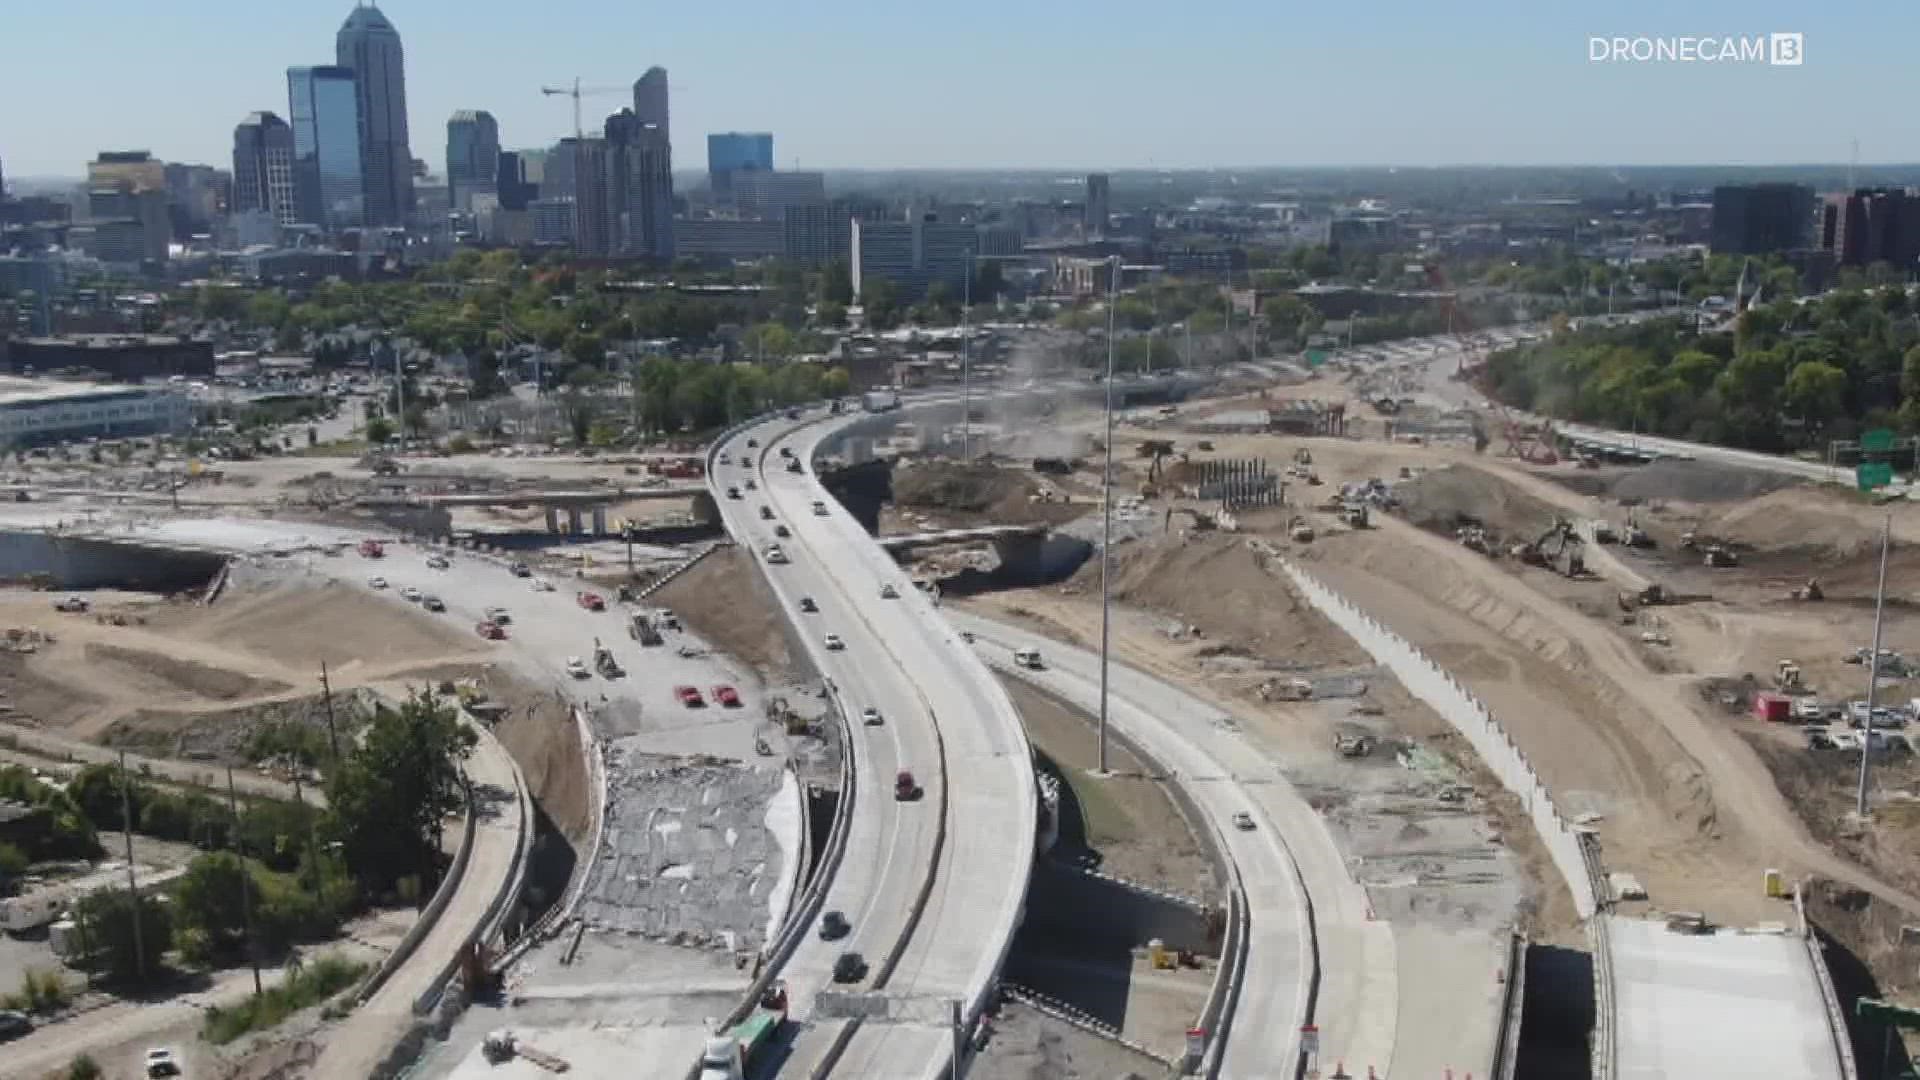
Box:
left=1098, top=256, right=1119, bottom=775
left=117, top=751, right=145, bottom=985
left=951, top=998, right=964, bottom=1080
left=226, top=768, right=263, bottom=996
left=320, top=661, right=340, bottom=761
left=1857, top=516, right=1892, bottom=817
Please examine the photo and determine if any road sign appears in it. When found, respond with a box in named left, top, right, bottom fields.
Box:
left=1306, top=349, right=1329, bottom=368
left=1858, top=997, right=1920, bottom=1028
left=1858, top=462, right=1894, bottom=491
left=1863, top=428, right=1898, bottom=453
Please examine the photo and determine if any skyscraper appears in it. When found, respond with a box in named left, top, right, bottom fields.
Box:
left=1085, top=173, right=1110, bottom=237
left=287, top=65, right=364, bottom=228
left=633, top=67, right=669, bottom=147
left=336, top=3, right=413, bottom=227
left=566, top=137, right=612, bottom=256
left=604, top=107, right=674, bottom=259
left=1710, top=184, right=1814, bottom=255
left=446, top=110, right=501, bottom=213
left=707, top=132, right=773, bottom=195
left=232, top=112, right=297, bottom=226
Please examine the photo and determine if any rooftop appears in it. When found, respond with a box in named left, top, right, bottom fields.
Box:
left=18, top=334, right=204, bottom=350
left=0, top=376, right=174, bottom=408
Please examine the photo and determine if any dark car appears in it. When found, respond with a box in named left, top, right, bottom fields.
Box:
left=0, top=1009, right=31, bottom=1041
left=832, top=951, right=868, bottom=983
left=819, top=910, right=851, bottom=941
left=799, top=596, right=818, bottom=613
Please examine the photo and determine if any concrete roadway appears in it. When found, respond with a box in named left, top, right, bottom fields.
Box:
left=948, top=612, right=1402, bottom=1078
left=710, top=417, right=946, bottom=1077
left=768, top=425, right=1035, bottom=1080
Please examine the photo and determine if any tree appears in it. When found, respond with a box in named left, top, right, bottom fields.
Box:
left=325, top=692, right=476, bottom=896
left=0, top=842, right=25, bottom=895
left=972, top=259, right=1004, bottom=302
left=816, top=302, right=847, bottom=329
left=1783, top=360, right=1849, bottom=427
left=174, top=852, right=252, bottom=955
left=861, top=278, right=900, bottom=330
left=72, top=888, right=172, bottom=985
left=66, top=1055, right=102, bottom=1080
left=820, top=259, right=854, bottom=306
left=365, top=417, right=394, bottom=446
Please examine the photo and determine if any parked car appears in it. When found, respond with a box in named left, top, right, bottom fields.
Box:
left=476, top=621, right=506, bottom=640
left=0, top=1010, right=31, bottom=1042
left=712, top=685, right=741, bottom=708
left=509, top=562, right=532, bottom=578
left=426, top=555, right=450, bottom=570
left=676, top=685, right=706, bottom=708
left=819, top=910, right=850, bottom=941
left=53, top=595, right=88, bottom=613
left=367, top=576, right=388, bottom=589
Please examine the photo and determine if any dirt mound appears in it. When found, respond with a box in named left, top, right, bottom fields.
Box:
left=1607, top=459, right=1803, bottom=504
left=1704, top=488, right=1887, bottom=561
left=895, top=461, right=1023, bottom=512
left=651, top=544, right=802, bottom=679
left=99, top=686, right=381, bottom=766
left=483, top=670, right=590, bottom=841
left=1392, top=464, right=1563, bottom=541
left=83, top=642, right=289, bottom=702
left=179, top=576, right=482, bottom=670
left=1071, top=532, right=1363, bottom=668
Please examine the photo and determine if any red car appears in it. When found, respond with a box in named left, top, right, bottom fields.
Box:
left=576, top=591, right=605, bottom=611
left=675, top=685, right=705, bottom=708
left=711, top=684, right=741, bottom=708
left=475, top=621, right=506, bottom=640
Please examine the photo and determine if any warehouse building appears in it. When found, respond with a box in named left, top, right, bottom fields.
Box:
left=0, top=378, right=192, bottom=445
left=2, top=334, right=215, bottom=381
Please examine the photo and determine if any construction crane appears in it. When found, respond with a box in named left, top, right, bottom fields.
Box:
left=539, top=78, right=630, bottom=141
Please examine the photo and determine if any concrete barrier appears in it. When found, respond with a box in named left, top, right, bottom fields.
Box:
left=1797, top=886, right=1863, bottom=1080
left=1492, top=930, right=1528, bottom=1080
left=354, top=776, right=477, bottom=1005
left=490, top=704, right=606, bottom=973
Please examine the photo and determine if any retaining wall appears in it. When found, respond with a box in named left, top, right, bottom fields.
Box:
left=1025, top=859, right=1213, bottom=954
left=0, top=529, right=225, bottom=591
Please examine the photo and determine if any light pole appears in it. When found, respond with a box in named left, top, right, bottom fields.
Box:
left=1857, top=515, right=1892, bottom=817
left=1097, top=255, right=1119, bottom=774
left=961, top=249, right=974, bottom=459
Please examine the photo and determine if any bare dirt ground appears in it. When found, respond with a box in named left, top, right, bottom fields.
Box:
left=650, top=544, right=800, bottom=679
left=1000, top=676, right=1216, bottom=899
left=481, top=670, right=591, bottom=842
left=970, top=997, right=1166, bottom=1080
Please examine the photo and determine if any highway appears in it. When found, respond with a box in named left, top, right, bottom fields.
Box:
left=707, top=409, right=1037, bottom=1080
left=945, top=612, right=1408, bottom=1079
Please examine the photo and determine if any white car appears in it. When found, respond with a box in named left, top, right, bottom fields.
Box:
left=145, top=1048, right=182, bottom=1078
left=530, top=578, right=555, bottom=592
left=400, top=586, right=423, bottom=603
left=765, top=545, right=789, bottom=564
left=1232, top=811, right=1255, bottom=831
left=426, top=555, right=451, bottom=569
left=824, top=633, right=845, bottom=651
left=861, top=706, right=883, bottom=726
left=367, top=576, right=388, bottom=589
left=565, top=657, right=590, bottom=679
left=811, top=500, right=829, bottom=516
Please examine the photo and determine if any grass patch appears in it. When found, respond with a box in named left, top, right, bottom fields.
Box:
left=1, top=967, right=73, bottom=1014
left=202, top=953, right=366, bottom=1044
left=1062, top=767, right=1138, bottom=846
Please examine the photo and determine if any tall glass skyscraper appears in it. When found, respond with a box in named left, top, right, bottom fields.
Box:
left=287, top=65, right=363, bottom=228
left=445, top=110, right=500, bottom=213
left=232, top=111, right=297, bottom=226
left=336, top=3, right=413, bottom=227
left=707, top=132, right=773, bottom=195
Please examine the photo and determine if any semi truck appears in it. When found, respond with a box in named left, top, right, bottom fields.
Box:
left=698, top=982, right=788, bottom=1080
left=861, top=389, right=901, bottom=413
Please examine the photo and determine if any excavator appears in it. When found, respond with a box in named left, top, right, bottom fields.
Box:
left=1517, top=518, right=1586, bottom=577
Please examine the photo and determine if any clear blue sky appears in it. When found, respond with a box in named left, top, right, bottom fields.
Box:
left=0, top=0, right=1910, bottom=178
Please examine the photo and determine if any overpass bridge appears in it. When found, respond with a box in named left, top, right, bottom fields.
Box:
left=354, top=484, right=716, bottom=535
left=876, top=523, right=1045, bottom=552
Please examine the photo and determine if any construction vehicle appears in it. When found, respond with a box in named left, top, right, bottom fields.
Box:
left=1702, top=545, right=1739, bottom=568
left=1292, top=447, right=1313, bottom=467
left=1589, top=520, right=1617, bottom=544
left=593, top=639, right=623, bottom=678
left=482, top=1030, right=570, bottom=1072
left=1261, top=677, right=1314, bottom=702
left=1342, top=503, right=1370, bottom=529
left=53, top=595, right=88, bottom=613
left=1288, top=516, right=1316, bottom=543
left=1528, top=518, right=1587, bottom=577
left=1334, top=732, right=1377, bottom=758
left=1776, top=659, right=1804, bottom=691
left=628, top=610, right=663, bottom=646
left=1457, top=525, right=1491, bottom=554
left=358, top=539, right=385, bottom=558
left=695, top=982, right=790, bottom=1080
left=1791, top=578, right=1825, bottom=601
left=1621, top=519, right=1653, bottom=548
left=1617, top=583, right=1669, bottom=611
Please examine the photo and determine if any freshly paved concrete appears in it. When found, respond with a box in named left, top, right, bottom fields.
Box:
left=951, top=612, right=1406, bottom=1080
left=1608, top=915, right=1848, bottom=1080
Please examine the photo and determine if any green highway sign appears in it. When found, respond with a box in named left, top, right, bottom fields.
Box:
left=1306, top=349, right=1329, bottom=368
left=1862, top=428, right=1898, bottom=453
left=1858, top=462, right=1894, bottom=491
left=1857, top=997, right=1920, bottom=1028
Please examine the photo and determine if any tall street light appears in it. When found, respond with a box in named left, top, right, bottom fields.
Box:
left=961, top=248, right=974, bottom=460
left=1857, top=515, right=1892, bottom=817
left=1097, top=255, right=1119, bottom=774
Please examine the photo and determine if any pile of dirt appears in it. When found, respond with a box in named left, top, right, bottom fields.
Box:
left=1392, top=463, right=1564, bottom=542
left=1704, top=488, right=1890, bottom=562
left=174, top=576, right=483, bottom=671
left=895, top=460, right=1024, bottom=512
left=1606, top=459, right=1804, bottom=505
left=98, top=686, right=381, bottom=767
left=482, top=670, right=591, bottom=841
left=1067, top=531, right=1364, bottom=669
left=651, top=544, right=802, bottom=680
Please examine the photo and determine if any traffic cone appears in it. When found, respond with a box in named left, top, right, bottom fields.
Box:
left=1331, top=1062, right=1348, bottom=1079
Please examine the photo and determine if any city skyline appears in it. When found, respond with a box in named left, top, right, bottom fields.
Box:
left=0, top=0, right=1910, bottom=179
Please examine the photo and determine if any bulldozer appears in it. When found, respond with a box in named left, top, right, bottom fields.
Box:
left=1617, top=582, right=1669, bottom=611
left=1790, top=578, right=1825, bottom=602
